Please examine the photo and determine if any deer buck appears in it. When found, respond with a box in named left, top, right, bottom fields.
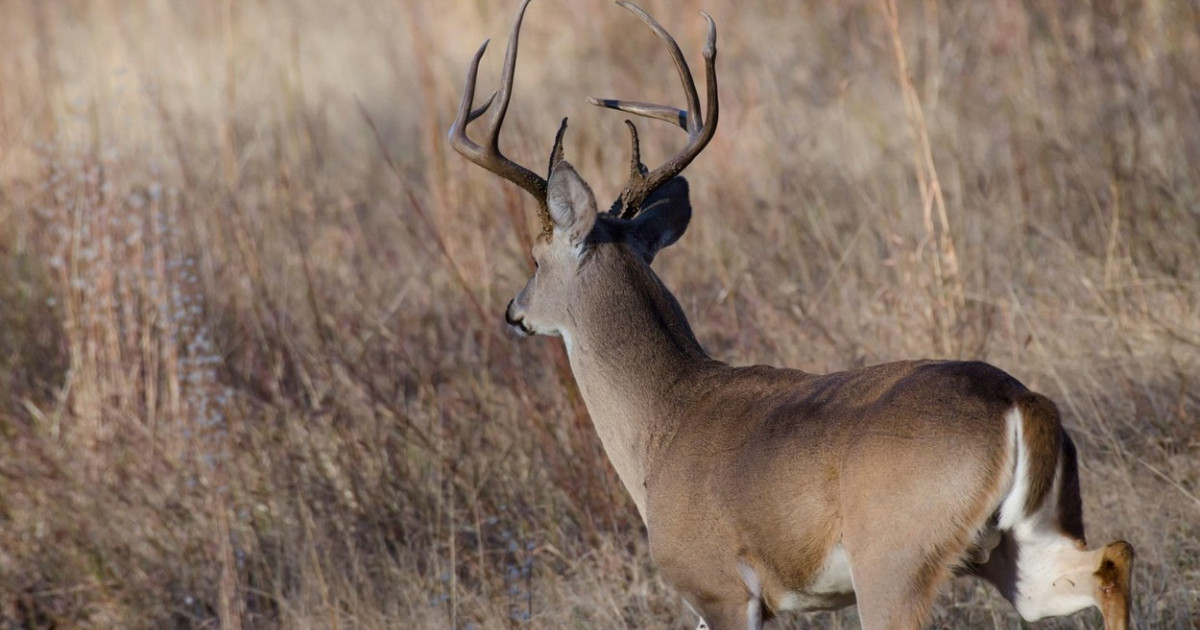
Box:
left=448, top=1, right=1134, bottom=628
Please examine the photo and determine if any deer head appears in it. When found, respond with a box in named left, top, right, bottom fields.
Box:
left=447, top=0, right=717, bottom=339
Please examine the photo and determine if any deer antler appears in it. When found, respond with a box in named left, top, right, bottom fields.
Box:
left=448, top=0, right=566, bottom=239
left=589, top=1, right=718, bottom=219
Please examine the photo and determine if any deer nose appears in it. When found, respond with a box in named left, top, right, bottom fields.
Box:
left=504, top=300, right=532, bottom=335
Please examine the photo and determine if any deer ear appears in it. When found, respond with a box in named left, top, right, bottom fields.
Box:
left=547, top=161, right=598, bottom=247
left=628, top=177, right=691, bottom=263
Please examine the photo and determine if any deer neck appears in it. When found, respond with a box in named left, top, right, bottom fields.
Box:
left=559, top=249, right=713, bottom=520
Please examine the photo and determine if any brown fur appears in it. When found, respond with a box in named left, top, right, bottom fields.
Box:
left=1016, top=393, right=1065, bottom=517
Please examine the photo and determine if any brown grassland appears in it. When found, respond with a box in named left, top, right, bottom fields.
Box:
left=1, top=0, right=1198, bottom=628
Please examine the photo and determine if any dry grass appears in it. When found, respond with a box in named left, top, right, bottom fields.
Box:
left=0, top=0, right=1198, bottom=628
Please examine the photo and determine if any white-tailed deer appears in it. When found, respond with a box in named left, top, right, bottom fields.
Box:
left=448, top=2, right=1134, bottom=628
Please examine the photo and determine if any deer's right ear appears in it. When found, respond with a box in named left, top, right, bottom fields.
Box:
left=547, top=161, right=598, bottom=247
left=628, top=177, right=691, bottom=263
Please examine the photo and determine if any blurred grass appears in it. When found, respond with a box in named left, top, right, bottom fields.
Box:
left=0, top=0, right=1198, bottom=628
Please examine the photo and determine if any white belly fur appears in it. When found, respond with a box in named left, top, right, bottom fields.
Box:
left=777, top=543, right=856, bottom=612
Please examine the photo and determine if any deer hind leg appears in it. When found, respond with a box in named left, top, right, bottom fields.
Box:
left=842, top=542, right=947, bottom=630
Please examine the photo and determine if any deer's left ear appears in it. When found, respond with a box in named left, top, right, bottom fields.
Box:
left=547, top=161, right=598, bottom=248
left=627, top=176, right=691, bottom=263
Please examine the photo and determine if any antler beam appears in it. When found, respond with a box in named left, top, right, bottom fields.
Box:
left=448, top=0, right=558, bottom=237
left=589, top=1, right=719, bottom=219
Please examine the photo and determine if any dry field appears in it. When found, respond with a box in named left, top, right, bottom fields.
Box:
left=1, top=0, right=1198, bottom=628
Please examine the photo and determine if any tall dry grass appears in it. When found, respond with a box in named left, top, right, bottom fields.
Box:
left=0, top=0, right=1197, bottom=628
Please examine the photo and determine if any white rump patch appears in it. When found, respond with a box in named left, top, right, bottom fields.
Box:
left=996, top=406, right=1027, bottom=530
left=1009, top=489, right=1105, bottom=621
left=998, top=419, right=1103, bottom=622
left=1011, top=535, right=1101, bottom=620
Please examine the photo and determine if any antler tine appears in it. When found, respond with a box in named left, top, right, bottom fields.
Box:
left=466, top=91, right=497, bottom=124
left=588, top=3, right=715, bottom=218
left=590, top=3, right=718, bottom=219
left=447, top=0, right=555, bottom=237
left=548, top=117, right=569, bottom=175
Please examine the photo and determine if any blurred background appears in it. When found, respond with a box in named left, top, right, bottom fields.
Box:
left=0, top=0, right=1197, bottom=628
